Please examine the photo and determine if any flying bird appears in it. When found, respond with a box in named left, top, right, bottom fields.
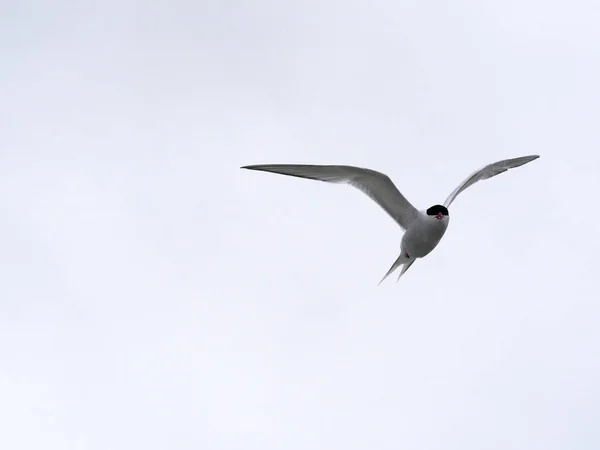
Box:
left=241, top=155, right=539, bottom=283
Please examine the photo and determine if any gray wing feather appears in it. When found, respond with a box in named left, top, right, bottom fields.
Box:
left=241, top=164, right=419, bottom=230
left=443, top=155, right=540, bottom=208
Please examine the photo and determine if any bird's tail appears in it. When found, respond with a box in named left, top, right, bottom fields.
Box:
left=378, top=253, right=415, bottom=285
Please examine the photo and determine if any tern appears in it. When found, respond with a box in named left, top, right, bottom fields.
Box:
left=241, top=155, right=539, bottom=283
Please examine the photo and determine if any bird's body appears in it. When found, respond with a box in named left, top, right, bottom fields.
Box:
left=241, top=155, right=539, bottom=283
left=401, top=210, right=449, bottom=259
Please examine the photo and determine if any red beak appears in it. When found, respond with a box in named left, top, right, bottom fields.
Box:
left=436, top=212, right=444, bottom=220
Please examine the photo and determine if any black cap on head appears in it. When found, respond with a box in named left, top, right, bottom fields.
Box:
left=426, top=204, right=449, bottom=216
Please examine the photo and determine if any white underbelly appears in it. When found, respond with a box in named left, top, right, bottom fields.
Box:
left=402, top=217, right=449, bottom=258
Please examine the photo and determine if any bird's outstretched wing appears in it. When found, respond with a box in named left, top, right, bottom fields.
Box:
left=242, top=164, right=419, bottom=230
left=443, top=155, right=540, bottom=208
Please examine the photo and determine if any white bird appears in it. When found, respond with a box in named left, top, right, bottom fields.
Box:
left=241, top=155, right=539, bottom=283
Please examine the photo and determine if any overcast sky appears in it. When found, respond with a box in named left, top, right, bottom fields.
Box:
left=1, top=1, right=599, bottom=449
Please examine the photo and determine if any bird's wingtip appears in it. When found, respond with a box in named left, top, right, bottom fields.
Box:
left=517, top=154, right=540, bottom=165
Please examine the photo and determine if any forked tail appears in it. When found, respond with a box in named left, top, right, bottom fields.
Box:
left=378, top=253, right=416, bottom=285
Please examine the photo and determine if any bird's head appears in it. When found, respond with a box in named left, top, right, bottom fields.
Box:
left=426, top=204, right=449, bottom=221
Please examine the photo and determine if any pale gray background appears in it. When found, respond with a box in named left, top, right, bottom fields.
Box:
left=1, top=1, right=599, bottom=449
